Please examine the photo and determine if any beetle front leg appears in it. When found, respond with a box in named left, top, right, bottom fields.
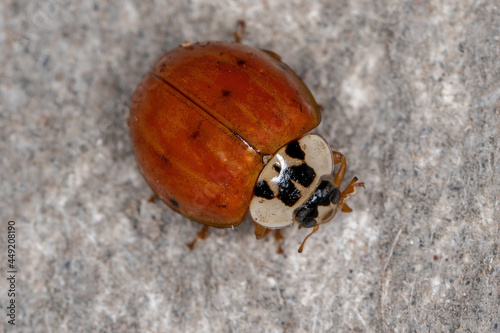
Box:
left=331, top=151, right=347, bottom=188
left=339, top=176, right=364, bottom=206
left=332, top=151, right=364, bottom=209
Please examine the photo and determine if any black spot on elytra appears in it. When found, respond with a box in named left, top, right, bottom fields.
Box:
left=255, top=180, right=275, bottom=199
left=191, top=130, right=200, bottom=139
left=158, top=153, right=169, bottom=166
left=297, top=102, right=303, bottom=113
left=285, top=140, right=305, bottom=160
left=222, top=90, right=231, bottom=96
left=237, top=59, right=246, bottom=66
left=276, top=164, right=316, bottom=206
left=190, top=122, right=202, bottom=139
left=170, top=199, right=179, bottom=208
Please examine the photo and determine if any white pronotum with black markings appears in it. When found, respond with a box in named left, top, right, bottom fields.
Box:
left=250, top=134, right=343, bottom=229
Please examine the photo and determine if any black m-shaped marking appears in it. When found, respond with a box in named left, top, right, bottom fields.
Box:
left=277, top=163, right=316, bottom=206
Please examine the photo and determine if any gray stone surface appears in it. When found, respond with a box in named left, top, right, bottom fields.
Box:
left=1, top=0, right=499, bottom=332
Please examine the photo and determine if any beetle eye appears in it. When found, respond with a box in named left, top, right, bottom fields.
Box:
left=330, top=187, right=341, bottom=205
left=300, top=217, right=317, bottom=228
left=295, top=204, right=315, bottom=224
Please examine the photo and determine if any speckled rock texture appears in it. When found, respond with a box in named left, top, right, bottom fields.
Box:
left=1, top=1, right=499, bottom=332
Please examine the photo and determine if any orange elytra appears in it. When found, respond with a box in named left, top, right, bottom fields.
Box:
left=129, top=41, right=363, bottom=253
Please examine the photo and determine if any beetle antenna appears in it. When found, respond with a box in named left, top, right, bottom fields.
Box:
left=298, top=225, right=319, bottom=253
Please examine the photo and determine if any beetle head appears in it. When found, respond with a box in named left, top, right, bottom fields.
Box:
left=294, top=180, right=341, bottom=228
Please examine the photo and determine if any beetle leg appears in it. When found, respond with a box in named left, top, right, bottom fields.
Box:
left=340, top=203, right=353, bottom=213
left=254, top=222, right=272, bottom=239
left=233, top=20, right=246, bottom=43
left=332, top=151, right=364, bottom=209
left=331, top=151, right=347, bottom=188
left=339, top=177, right=365, bottom=206
left=261, top=49, right=282, bottom=61
left=274, top=230, right=284, bottom=254
left=148, top=193, right=159, bottom=203
left=255, top=223, right=285, bottom=254
left=187, top=225, right=210, bottom=250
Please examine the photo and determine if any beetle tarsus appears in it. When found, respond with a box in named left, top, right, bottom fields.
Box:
left=187, top=225, right=210, bottom=250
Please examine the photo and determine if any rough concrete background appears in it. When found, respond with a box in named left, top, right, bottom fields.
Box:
left=1, top=0, right=499, bottom=332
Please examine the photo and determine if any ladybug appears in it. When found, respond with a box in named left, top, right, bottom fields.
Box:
left=129, top=41, right=363, bottom=253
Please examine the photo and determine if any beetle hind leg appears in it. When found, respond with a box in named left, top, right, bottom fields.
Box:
left=187, top=225, right=210, bottom=250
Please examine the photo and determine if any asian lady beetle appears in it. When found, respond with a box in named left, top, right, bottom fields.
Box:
left=129, top=41, right=363, bottom=253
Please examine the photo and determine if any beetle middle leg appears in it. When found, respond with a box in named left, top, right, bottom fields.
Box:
left=187, top=225, right=210, bottom=250
left=255, top=223, right=285, bottom=254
